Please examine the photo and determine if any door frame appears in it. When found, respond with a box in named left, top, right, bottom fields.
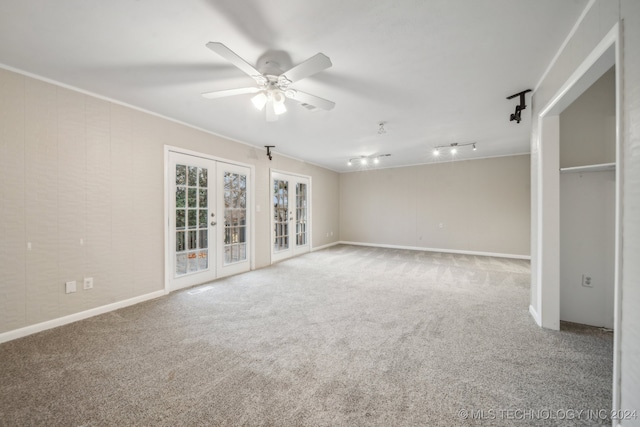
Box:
left=270, top=169, right=312, bottom=264
left=531, top=23, right=622, bottom=413
left=164, top=145, right=256, bottom=294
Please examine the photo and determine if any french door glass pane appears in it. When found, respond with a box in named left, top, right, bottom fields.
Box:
left=223, top=171, right=248, bottom=265
left=273, top=179, right=289, bottom=251
left=175, top=164, right=210, bottom=277
left=296, top=183, right=307, bottom=246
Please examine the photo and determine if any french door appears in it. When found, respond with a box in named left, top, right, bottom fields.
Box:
left=167, top=151, right=251, bottom=292
left=271, top=171, right=311, bottom=263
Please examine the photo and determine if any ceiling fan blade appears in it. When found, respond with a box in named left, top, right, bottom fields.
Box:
left=201, top=87, right=260, bottom=99
left=286, top=90, right=335, bottom=111
left=206, top=42, right=266, bottom=84
left=280, top=53, right=332, bottom=84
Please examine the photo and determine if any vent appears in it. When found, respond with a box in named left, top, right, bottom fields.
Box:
left=300, top=103, right=318, bottom=111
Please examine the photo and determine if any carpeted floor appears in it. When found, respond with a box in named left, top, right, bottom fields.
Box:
left=0, top=245, right=613, bottom=426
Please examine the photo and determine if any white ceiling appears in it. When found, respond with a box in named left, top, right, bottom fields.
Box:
left=0, top=0, right=588, bottom=172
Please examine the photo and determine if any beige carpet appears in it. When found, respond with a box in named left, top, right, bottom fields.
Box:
left=0, top=245, right=613, bottom=426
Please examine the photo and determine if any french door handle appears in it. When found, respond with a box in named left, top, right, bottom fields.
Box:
left=211, top=221, right=217, bottom=226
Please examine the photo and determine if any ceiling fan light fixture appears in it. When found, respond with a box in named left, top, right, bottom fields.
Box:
left=273, top=101, right=287, bottom=115
left=251, top=92, right=268, bottom=110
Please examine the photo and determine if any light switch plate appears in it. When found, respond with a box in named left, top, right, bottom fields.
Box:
left=65, top=281, right=77, bottom=294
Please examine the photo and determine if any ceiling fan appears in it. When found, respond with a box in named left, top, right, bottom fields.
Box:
left=202, top=42, right=335, bottom=121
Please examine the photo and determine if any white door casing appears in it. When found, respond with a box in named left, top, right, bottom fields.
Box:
left=271, top=170, right=311, bottom=263
left=166, top=149, right=252, bottom=292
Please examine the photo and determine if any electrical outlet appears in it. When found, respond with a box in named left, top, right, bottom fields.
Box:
left=582, top=274, right=592, bottom=287
left=65, top=281, right=77, bottom=294
left=83, top=277, right=94, bottom=290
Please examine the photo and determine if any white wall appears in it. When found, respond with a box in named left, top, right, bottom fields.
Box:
left=560, top=170, right=615, bottom=328
left=0, top=68, right=340, bottom=337
left=559, top=66, right=615, bottom=329
left=340, top=155, right=530, bottom=257
left=531, top=0, right=640, bottom=417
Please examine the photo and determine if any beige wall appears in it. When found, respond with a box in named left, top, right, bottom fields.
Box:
left=0, top=68, right=340, bottom=335
left=340, top=155, right=531, bottom=257
left=560, top=66, right=616, bottom=168
left=530, top=0, right=640, bottom=413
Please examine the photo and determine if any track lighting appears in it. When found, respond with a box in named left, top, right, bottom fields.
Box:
left=433, top=142, right=478, bottom=156
left=347, top=154, right=392, bottom=167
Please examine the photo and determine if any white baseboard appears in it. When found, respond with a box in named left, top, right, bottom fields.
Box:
left=311, top=241, right=341, bottom=252
left=529, top=305, right=542, bottom=327
left=0, top=290, right=166, bottom=344
left=338, top=241, right=531, bottom=260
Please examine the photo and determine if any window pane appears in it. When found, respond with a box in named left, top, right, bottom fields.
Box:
left=188, top=209, right=197, bottom=229
left=176, top=165, right=186, bottom=185
left=198, top=250, right=208, bottom=270
left=176, top=187, right=186, bottom=208
left=176, top=210, right=185, bottom=229
left=176, top=253, right=187, bottom=275
left=199, top=229, right=208, bottom=249
left=199, top=209, right=207, bottom=228
left=188, top=166, right=197, bottom=186
left=188, top=188, right=197, bottom=207
left=199, top=168, right=207, bottom=187
left=187, top=252, right=198, bottom=273
left=224, top=172, right=231, bottom=191
left=199, top=189, right=207, bottom=208
left=176, top=231, right=185, bottom=252
left=188, top=230, right=197, bottom=250
left=238, top=226, right=246, bottom=243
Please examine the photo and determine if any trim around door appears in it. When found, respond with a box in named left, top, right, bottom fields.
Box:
left=270, top=169, right=312, bottom=264
left=164, top=146, right=256, bottom=294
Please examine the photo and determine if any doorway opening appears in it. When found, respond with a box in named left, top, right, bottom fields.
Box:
left=164, top=147, right=254, bottom=293
left=534, top=23, right=621, bottom=413
left=271, top=170, right=311, bottom=263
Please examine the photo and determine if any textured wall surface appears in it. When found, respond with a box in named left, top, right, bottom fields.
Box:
left=340, top=155, right=531, bottom=257
left=0, top=69, right=340, bottom=335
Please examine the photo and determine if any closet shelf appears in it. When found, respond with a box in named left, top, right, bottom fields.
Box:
left=560, top=162, right=615, bottom=173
